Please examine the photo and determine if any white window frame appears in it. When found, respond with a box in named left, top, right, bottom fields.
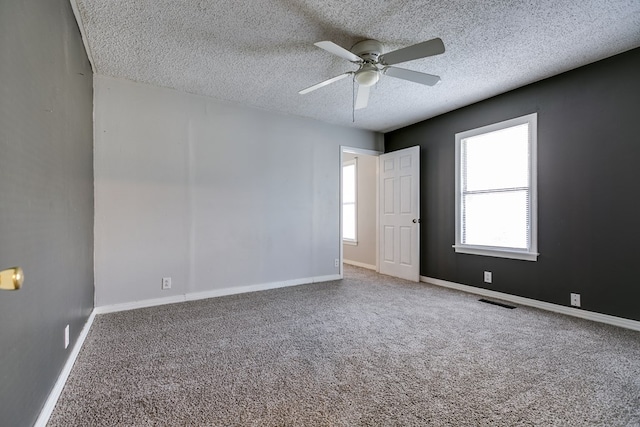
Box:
left=342, top=158, right=358, bottom=245
left=454, top=113, right=538, bottom=261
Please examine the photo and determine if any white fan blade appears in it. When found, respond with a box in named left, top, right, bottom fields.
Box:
left=355, top=84, right=370, bottom=110
left=384, top=67, right=441, bottom=86
left=379, top=38, right=445, bottom=66
left=314, top=41, right=361, bottom=62
left=299, top=72, right=352, bottom=94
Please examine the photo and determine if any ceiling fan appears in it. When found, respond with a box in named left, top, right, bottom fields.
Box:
left=298, top=38, right=445, bottom=110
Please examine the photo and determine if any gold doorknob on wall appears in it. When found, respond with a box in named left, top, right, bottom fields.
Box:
left=0, top=267, right=24, bottom=290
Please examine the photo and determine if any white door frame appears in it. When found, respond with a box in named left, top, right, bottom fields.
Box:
left=339, top=146, right=382, bottom=278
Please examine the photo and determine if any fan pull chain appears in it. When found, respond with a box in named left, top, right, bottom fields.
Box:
left=352, top=77, right=355, bottom=123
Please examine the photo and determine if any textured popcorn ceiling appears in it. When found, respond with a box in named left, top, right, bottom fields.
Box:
left=74, top=0, right=640, bottom=132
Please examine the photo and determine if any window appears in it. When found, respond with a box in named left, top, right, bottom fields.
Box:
left=454, top=113, right=538, bottom=261
left=342, top=159, right=357, bottom=243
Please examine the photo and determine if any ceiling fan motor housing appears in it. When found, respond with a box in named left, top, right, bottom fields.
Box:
left=351, top=39, right=383, bottom=62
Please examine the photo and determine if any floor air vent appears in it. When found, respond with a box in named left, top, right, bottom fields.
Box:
left=479, top=298, right=516, bottom=309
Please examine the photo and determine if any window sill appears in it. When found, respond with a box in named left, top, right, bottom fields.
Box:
left=453, top=245, right=538, bottom=261
left=343, top=240, right=358, bottom=246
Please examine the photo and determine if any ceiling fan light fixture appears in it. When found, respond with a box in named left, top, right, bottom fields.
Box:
left=355, top=67, right=379, bottom=87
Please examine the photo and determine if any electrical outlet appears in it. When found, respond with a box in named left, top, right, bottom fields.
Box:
left=334, top=258, right=340, bottom=268
left=162, top=277, right=171, bottom=290
left=64, top=325, right=70, bottom=349
left=570, top=293, right=581, bottom=307
left=484, top=271, right=492, bottom=283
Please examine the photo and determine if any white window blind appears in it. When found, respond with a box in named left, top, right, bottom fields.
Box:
left=455, top=114, right=538, bottom=261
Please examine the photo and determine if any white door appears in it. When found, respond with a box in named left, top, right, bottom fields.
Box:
left=379, top=146, right=420, bottom=281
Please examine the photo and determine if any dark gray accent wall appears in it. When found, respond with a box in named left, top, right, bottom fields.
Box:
left=385, top=48, right=640, bottom=322
left=0, top=0, right=94, bottom=425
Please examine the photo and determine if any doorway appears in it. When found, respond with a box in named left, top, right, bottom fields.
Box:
left=340, top=145, right=421, bottom=282
left=340, top=147, right=381, bottom=276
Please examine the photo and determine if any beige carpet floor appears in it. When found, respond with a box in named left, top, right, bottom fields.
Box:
left=48, top=265, right=640, bottom=426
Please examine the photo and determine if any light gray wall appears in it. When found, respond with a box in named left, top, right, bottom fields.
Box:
left=94, top=75, right=382, bottom=307
left=0, top=0, right=94, bottom=425
left=343, top=153, right=377, bottom=267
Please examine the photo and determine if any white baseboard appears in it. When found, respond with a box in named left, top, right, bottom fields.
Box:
left=95, top=274, right=343, bottom=314
left=94, top=295, right=185, bottom=314
left=311, top=274, right=342, bottom=284
left=421, top=276, right=640, bottom=332
left=35, top=310, right=96, bottom=427
left=343, top=259, right=377, bottom=270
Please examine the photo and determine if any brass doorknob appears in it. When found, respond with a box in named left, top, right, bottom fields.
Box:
left=0, top=267, right=24, bottom=290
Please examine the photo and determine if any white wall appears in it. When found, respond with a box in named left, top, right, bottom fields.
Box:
left=343, top=153, right=377, bottom=267
left=94, top=75, right=382, bottom=307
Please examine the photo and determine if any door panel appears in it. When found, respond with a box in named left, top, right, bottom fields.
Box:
left=400, top=226, right=412, bottom=265
left=384, top=226, right=394, bottom=262
left=400, top=175, right=412, bottom=213
left=384, top=178, right=394, bottom=214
